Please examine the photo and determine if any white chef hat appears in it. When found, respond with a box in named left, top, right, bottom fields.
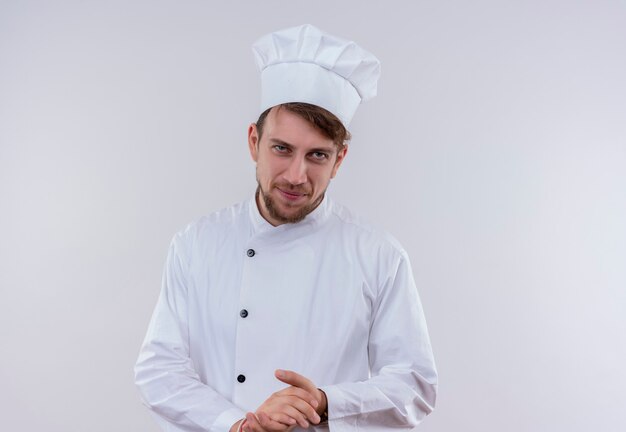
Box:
left=252, top=24, right=381, bottom=126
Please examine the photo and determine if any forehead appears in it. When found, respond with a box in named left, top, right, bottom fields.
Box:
left=262, top=107, right=335, bottom=152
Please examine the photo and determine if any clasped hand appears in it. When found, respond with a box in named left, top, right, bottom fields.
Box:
left=237, top=369, right=326, bottom=432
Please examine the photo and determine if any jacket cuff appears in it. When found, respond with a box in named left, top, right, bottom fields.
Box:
left=212, top=407, right=246, bottom=432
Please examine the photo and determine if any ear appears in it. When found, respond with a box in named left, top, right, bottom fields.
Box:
left=248, top=123, right=259, bottom=162
left=330, top=145, right=348, bottom=179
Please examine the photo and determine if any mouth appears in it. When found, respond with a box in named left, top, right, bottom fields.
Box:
left=276, top=187, right=308, bottom=202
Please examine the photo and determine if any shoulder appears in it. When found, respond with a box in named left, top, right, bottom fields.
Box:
left=326, top=198, right=408, bottom=261
left=172, top=199, right=250, bottom=250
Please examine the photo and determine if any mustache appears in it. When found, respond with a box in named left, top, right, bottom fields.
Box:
left=273, top=183, right=311, bottom=195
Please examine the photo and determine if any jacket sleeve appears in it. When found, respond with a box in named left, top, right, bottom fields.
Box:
left=320, top=250, right=438, bottom=431
left=134, top=232, right=245, bottom=432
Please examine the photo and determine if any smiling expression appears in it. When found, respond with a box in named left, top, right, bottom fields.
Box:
left=248, top=106, right=348, bottom=226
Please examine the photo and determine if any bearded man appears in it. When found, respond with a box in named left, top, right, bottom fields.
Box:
left=135, top=24, right=437, bottom=432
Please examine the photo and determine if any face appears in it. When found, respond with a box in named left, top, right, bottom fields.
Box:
left=248, top=107, right=347, bottom=226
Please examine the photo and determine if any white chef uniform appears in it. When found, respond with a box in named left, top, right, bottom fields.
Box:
left=134, top=194, right=438, bottom=432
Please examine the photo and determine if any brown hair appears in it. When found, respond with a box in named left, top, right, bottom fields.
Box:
left=255, top=102, right=351, bottom=150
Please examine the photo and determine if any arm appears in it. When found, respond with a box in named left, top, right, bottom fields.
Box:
left=134, top=232, right=245, bottom=432
left=320, top=251, right=438, bottom=431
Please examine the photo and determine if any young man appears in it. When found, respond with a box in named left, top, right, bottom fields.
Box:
left=135, top=24, right=437, bottom=432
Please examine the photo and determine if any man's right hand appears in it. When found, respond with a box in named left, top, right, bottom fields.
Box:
left=231, top=406, right=310, bottom=432
left=230, top=413, right=274, bottom=432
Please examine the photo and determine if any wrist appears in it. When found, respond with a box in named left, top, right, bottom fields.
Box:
left=317, top=389, right=328, bottom=422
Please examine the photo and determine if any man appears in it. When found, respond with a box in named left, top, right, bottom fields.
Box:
left=135, top=24, right=437, bottom=432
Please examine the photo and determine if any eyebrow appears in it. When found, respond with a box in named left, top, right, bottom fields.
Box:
left=269, top=138, right=335, bottom=154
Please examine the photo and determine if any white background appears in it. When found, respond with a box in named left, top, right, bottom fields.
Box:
left=1, top=1, right=625, bottom=431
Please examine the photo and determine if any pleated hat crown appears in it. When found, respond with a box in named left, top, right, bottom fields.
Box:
left=252, top=24, right=381, bottom=126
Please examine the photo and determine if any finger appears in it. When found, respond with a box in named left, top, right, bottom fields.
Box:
left=282, top=396, right=320, bottom=424
left=278, top=403, right=312, bottom=428
left=275, top=370, right=317, bottom=394
left=268, top=412, right=297, bottom=427
left=274, top=386, right=319, bottom=409
left=257, top=411, right=289, bottom=432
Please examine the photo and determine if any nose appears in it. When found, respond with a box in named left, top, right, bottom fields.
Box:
left=283, top=156, right=307, bottom=185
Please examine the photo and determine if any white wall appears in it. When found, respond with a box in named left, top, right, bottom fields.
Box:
left=1, top=1, right=624, bottom=431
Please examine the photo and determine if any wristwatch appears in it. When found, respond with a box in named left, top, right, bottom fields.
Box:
left=318, top=389, right=328, bottom=425
left=319, top=408, right=328, bottom=424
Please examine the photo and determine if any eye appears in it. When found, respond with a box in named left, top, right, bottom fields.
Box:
left=310, top=151, right=329, bottom=161
left=273, top=145, right=289, bottom=153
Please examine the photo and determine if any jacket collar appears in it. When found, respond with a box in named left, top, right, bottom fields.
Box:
left=249, top=191, right=331, bottom=236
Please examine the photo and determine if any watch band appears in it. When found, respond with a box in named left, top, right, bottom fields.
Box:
left=318, top=388, right=329, bottom=424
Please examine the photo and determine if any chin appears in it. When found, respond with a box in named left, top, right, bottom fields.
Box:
left=276, top=202, right=305, bottom=216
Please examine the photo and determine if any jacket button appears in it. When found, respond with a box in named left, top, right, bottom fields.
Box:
left=237, top=374, right=246, bottom=383
left=240, top=309, right=248, bottom=318
left=246, top=249, right=255, bottom=257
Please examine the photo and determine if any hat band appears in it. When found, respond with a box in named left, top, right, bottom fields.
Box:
left=259, top=62, right=361, bottom=126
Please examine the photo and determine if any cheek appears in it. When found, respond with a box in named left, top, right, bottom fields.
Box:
left=256, top=159, right=280, bottom=184
left=311, top=168, right=333, bottom=188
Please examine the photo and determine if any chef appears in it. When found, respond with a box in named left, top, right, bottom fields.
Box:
left=134, top=24, right=438, bottom=432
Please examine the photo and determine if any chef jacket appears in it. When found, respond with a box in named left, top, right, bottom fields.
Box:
left=134, top=195, right=437, bottom=432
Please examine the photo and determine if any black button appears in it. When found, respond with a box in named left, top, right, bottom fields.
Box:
left=246, top=249, right=255, bottom=257
left=237, top=374, right=246, bottom=383
left=240, top=309, right=248, bottom=318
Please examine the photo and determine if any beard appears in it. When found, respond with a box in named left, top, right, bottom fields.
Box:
left=256, top=181, right=325, bottom=224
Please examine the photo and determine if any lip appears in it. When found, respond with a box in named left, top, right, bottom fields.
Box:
left=277, top=187, right=307, bottom=202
